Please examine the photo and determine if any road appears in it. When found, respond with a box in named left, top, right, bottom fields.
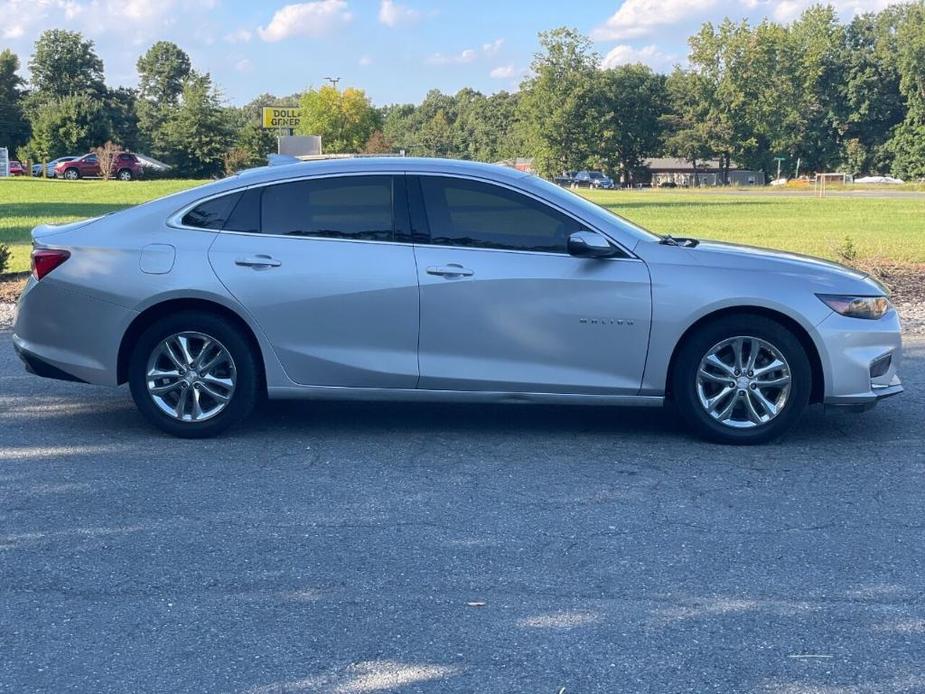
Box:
left=1, top=330, right=923, bottom=694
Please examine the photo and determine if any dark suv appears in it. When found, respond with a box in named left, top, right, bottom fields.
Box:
left=56, top=152, right=143, bottom=181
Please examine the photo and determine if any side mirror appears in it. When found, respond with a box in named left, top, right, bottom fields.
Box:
left=567, top=231, right=617, bottom=258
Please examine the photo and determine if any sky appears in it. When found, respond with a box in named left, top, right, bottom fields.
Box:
left=0, top=0, right=911, bottom=107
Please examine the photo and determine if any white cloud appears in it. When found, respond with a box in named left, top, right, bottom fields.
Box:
left=482, top=38, right=503, bottom=56
left=601, top=44, right=677, bottom=71
left=743, top=0, right=905, bottom=22
left=224, top=28, right=252, bottom=43
left=592, top=0, right=718, bottom=40
left=489, top=64, right=515, bottom=79
left=427, top=48, right=478, bottom=65
left=378, top=0, right=419, bottom=27
left=428, top=38, right=505, bottom=66
left=358, top=54, right=373, bottom=66
left=257, top=0, right=353, bottom=42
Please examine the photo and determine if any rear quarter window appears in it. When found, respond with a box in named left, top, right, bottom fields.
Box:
left=181, top=192, right=243, bottom=230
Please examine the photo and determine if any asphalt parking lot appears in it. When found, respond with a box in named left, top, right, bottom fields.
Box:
left=1, top=330, right=923, bottom=694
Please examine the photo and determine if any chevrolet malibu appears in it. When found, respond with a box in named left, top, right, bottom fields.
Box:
left=13, top=158, right=902, bottom=443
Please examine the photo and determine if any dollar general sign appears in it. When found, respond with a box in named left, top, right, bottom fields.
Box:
left=262, top=108, right=302, bottom=129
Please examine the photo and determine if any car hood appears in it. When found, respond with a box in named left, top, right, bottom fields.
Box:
left=637, top=241, right=889, bottom=295
left=685, top=240, right=887, bottom=294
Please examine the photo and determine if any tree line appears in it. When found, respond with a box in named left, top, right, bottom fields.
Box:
left=1, top=2, right=924, bottom=182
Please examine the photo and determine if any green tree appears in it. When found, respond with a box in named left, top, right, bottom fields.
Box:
left=840, top=8, right=907, bottom=173
left=136, top=42, right=192, bottom=159
left=136, top=41, right=192, bottom=105
left=0, top=49, right=29, bottom=151
left=661, top=69, right=715, bottom=184
left=164, top=73, right=232, bottom=177
left=104, top=87, right=140, bottom=151
left=594, top=64, right=669, bottom=184
left=28, top=29, right=105, bottom=98
left=297, top=85, right=380, bottom=153
left=889, top=1, right=925, bottom=180
left=25, top=94, right=108, bottom=160
left=517, top=27, right=600, bottom=177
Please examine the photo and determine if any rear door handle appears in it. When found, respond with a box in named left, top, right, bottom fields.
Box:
left=235, top=255, right=281, bottom=269
left=426, top=264, right=474, bottom=278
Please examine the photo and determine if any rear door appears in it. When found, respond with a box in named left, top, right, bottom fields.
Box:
left=206, top=174, right=420, bottom=388
left=409, top=174, right=651, bottom=395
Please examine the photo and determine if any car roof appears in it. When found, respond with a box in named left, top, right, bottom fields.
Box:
left=234, top=157, right=531, bottom=187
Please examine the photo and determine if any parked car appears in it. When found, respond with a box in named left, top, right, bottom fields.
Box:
left=14, top=158, right=902, bottom=443
left=8, top=160, right=25, bottom=176
left=574, top=170, right=615, bottom=189
left=32, top=156, right=78, bottom=178
left=553, top=171, right=575, bottom=187
left=55, top=152, right=143, bottom=181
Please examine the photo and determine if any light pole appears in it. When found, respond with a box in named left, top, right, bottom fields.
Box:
left=323, top=76, right=341, bottom=89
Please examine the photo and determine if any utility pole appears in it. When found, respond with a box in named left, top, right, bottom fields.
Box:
left=323, top=76, right=341, bottom=89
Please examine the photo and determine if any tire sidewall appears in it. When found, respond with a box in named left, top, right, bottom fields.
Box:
left=128, top=312, right=259, bottom=438
left=672, top=316, right=812, bottom=444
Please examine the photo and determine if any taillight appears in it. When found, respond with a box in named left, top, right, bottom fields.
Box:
left=31, top=248, right=71, bottom=280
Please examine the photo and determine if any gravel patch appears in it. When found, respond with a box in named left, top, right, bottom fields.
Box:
left=0, top=302, right=15, bottom=329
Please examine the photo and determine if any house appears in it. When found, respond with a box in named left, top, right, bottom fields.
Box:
left=644, top=158, right=766, bottom=187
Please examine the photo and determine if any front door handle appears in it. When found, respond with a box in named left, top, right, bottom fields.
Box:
left=235, top=255, right=281, bottom=269
left=426, top=264, right=474, bottom=278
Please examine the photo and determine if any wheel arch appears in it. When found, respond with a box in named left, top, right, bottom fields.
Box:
left=117, top=297, right=266, bottom=392
left=665, top=306, right=825, bottom=404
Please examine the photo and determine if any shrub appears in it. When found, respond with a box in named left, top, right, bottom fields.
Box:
left=94, top=140, right=123, bottom=180
left=0, top=243, right=10, bottom=275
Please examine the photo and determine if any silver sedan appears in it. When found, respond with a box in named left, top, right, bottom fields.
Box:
left=13, top=158, right=903, bottom=443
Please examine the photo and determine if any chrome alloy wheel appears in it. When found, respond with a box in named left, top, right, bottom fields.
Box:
left=695, top=336, right=792, bottom=429
left=145, top=332, right=236, bottom=422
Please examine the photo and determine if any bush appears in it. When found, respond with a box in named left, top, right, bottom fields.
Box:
left=94, top=140, right=123, bottom=181
left=0, top=243, right=10, bottom=275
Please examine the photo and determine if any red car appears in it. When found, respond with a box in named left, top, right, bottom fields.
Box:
left=8, top=160, right=25, bottom=176
left=56, top=152, right=143, bottom=181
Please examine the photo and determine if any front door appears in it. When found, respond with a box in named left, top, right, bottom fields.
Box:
left=409, top=175, right=651, bottom=395
left=208, top=174, right=420, bottom=388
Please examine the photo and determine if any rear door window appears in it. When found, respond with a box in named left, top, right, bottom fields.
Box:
left=259, top=175, right=395, bottom=241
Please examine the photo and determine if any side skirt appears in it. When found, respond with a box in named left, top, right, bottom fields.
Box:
left=267, top=385, right=665, bottom=407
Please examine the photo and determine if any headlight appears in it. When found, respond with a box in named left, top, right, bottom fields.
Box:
left=817, top=294, right=891, bottom=320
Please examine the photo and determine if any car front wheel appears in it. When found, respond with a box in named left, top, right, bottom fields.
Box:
left=128, top=312, right=259, bottom=438
left=63, top=168, right=80, bottom=180
left=671, top=315, right=811, bottom=444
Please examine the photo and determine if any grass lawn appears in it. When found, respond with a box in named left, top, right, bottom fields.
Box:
left=0, top=178, right=208, bottom=274
left=1, top=177, right=924, bottom=274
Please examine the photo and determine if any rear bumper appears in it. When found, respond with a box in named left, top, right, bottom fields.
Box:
left=13, top=276, right=135, bottom=386
left=13, top=337, right=88, bottom=383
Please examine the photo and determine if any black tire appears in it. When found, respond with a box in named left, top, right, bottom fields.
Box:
left=64, top=168, right=80, bottom=180
left=128, top=311, right=259, bottom=438
left=671, top=315, right=811, bottom=445
left=117, top=169, right=133, bottom=181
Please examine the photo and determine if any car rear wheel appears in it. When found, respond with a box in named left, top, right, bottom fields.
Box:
left=671, top=315, right=811, bottom=444
left=128, top=311, right=259, bottom=438
left=63, top=168, right=80, bottom=180
left=117, top=169, right=133, bottom=181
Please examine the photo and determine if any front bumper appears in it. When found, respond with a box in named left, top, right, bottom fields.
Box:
left=816, top=308, right=903, bottom=411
